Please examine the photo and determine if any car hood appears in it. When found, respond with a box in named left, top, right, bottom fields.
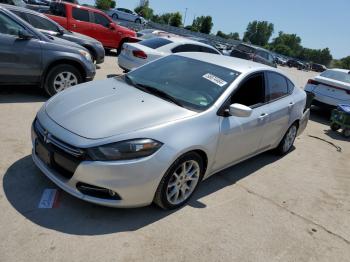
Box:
left=46, top=35, right=85, bottom=50
left=45, top=78, right=196, bottom=139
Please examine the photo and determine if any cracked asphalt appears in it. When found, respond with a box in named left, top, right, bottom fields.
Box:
left=0, top=55, right=349, bottom=262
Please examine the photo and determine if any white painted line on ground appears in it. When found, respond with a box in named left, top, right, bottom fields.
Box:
left=38, top=189, right=61, bottom=208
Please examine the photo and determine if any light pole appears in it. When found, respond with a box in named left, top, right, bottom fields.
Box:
left=183, top=8, right=188, bottom=26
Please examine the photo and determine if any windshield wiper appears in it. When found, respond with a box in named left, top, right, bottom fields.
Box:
left=124, top=75, right=183, bottom=107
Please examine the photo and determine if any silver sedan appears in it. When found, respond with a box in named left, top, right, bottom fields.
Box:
left=31, top=53, right=310, bottom=209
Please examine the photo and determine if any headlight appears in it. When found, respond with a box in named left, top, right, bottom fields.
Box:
left=87, top=139, right=163, bottom=161
left=79, top=49, right=92, bottom=61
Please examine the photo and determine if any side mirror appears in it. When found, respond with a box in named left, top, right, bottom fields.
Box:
left=57, top=27, right=65, bottom=35
left=109, top=23, right=116, bottom=30
left=18, top=29, right=33, bottom=40
left=228, top=103, right=253, bottom=117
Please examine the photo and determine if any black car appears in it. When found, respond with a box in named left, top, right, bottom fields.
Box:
left=311, top=63, right=327, bottom=72
left=287, top=59, right=306, bottom=70
left=230, top=43, right=277, bottom=68
left=0, top=5, right=95, bottom=96
left=2, top=4, right=105, bottom=64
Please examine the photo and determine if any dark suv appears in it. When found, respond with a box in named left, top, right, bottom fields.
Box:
left=2, top=4, right=105, bottom=64
left=0, top=6, right=95, bottom=96
left=230, top=43, right=277, bottom=68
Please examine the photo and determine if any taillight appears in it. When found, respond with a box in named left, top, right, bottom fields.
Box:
left=307, top=79, right=319, bottom=85
left=132, top=50, right=147, bottom=59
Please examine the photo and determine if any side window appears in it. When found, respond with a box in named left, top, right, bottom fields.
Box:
left=26, top=13, right=58, bottom=31
left=268, top=54, right=274, bottom=63
left=172, top=44, right=202, bottom=53
left=94, top=13, right=110, bottom=27
left=0, top=12, right=24, bottom=36
left=200, top=46, right=220, bottom=54
left=230, top=73, right=266, bottom=107
left=72, top=8, right=90, bottom=22
left=267, top=72, right=289, bottom=100
left=49, top=3, right=66, bottom=17
left=257, top=50, right=268, bottom=60
left=287, top=79, right=295, bottom=94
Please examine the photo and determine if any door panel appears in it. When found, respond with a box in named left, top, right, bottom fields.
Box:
left=70, top=7, right=93, bottom=38
left=92, top=12, right=117, bottom=48
left=213, top=104, right=270, bottom=170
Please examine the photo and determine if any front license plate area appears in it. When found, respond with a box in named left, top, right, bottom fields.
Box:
left=35, top=140, right=52, bottom=166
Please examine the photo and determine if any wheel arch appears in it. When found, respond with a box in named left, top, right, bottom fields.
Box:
left=41, top=59, right=86, bottom=88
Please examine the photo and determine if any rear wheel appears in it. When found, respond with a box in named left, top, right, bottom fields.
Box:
left=342, top=129, right=350, bottom=138
left=154, top=152, right=204, bottom=210
left=275, top=123, right=298, bottom=155
left=135, top=18, right=141, bottom=23
left=331, top=123, right=341, bottom=131
left=44, top=64, right=82, bottom=97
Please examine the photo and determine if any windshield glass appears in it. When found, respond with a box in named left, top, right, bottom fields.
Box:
left=321, top=70, right=350, bottom=84
left=127, top=55, right=240, bottom=111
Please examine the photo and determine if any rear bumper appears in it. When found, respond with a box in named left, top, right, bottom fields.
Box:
left=305, top=84, right=350, bottom=107
left=118, top=52, right=145, bottom=71
left=297, top=108, right=310, bottom=136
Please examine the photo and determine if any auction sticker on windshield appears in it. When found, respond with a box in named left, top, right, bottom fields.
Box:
left=202, top=73, right=227, bottom=87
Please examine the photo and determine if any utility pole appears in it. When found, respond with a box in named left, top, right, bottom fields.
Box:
left=183, top=8, right=188, bottom=26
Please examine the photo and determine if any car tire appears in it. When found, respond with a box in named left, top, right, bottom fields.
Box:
left=44, top=64, right=82, bottom=97
left=275, top=123, right=298, bottom=155
left=331, top=123, right=341, bottom=131
left=154, top=152, right=204, bottom=210
left=342, top=129, right=350, bottom=138
left=112, top=13, right=118, bottom=20
left=135, top=18, right=141, bottom=23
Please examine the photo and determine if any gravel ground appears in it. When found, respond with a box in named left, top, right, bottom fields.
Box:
left=0, top=56, right=349, bottom=262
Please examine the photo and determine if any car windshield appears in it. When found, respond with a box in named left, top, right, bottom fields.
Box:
left=321, top=70, right=350, bottom=84
left=12, top=0, right=26, bottom=7
left=126, top=55, right=240, bottom=111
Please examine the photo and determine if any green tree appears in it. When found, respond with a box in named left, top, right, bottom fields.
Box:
left=243, top=20, right=274, bottom=46
left=95, top=0, right=111, bottom=10
left=332, top=56, right=350, bottom=69
left=200, top=16, right=213, bottom=34
left=169, top=12, right=182, bottom=27
left=110, top=0, right=116, bottom=8
left=134, top=0, right=153, bottom=20
left=270, top=31, right=302, bottom=56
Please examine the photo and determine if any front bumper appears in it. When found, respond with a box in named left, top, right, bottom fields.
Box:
left=94, top=44, right=105, bottom=64
left=32, top=148, right=169, bottom=208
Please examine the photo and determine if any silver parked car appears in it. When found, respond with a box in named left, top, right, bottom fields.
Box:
left=32, top=53, right=310, bottom=209
left=107, top=7, right=146, bottom=24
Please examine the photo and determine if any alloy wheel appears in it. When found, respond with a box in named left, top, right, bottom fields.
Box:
left=53, top=72, right=78, bottom=93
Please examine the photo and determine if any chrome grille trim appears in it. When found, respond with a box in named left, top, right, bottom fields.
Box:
left=34, top=120, right=84, bottom=158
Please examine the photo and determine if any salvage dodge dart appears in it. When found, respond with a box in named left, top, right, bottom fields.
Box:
left=32, top=53, right=310, bottom=209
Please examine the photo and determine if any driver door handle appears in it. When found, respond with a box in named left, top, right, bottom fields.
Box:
left=259, top=113, right=268, bottom=119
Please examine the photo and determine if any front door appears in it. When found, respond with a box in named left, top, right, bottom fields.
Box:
left=213, top=73, right=270, bottom=170
left=92, top=12, right=117, bottom=48
left=0, top=12, right=42, bottom=84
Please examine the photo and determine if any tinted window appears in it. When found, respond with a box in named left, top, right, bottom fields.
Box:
left=236, top=44, right=255, bottom=53
left=256, top=50, right=268, bottom=60
left=139, top=38, right=172, bottom=49
left=267, top=72, right=289, bottom=100
left=94, top=13, right=110, bottom=27
left=72, top=8, right=89, bottom=22
left=172, top=44, right=202, bottom=53
left=11, top=10, right=28, bottom=21
left=231, top=73, right=266, bottom=107
left=0, top=12, right=24, bottom=36
left=49, top=3, right=66, bottom=17
left=127, top=56, right=240, bottom=111
left=26, top=13, right=58, bottom=31
left=200, top=46, right=220, bottom=54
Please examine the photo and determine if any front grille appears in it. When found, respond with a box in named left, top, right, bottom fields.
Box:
left=34, top=119, right=86, bottom=179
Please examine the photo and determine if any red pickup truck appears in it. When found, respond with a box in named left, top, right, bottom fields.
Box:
left=45, top=2, right=137, bottom=54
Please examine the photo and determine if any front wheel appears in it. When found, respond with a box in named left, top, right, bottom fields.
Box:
left=112, top=13, right=118, bottom=20
left=275, top=123, right=298, bottom=155
left=44, top=64, right=82, bottom=97
left=154, top=152, right=204, bottom=210
left=135, top=18, right=141, bottom=23
left=342, top=129, right=350, bottom=138
left=331, top=123, right=341, bottom=131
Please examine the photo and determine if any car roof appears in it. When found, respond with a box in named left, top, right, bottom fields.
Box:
left=175, top=52, right=277, bottom=73
left=61, top=2, right=106, bottom=15
left=0, top=3, right=46, bottom=17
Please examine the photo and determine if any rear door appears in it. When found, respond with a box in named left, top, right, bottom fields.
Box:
left=262, top=72, right=293, bottom=148
left=0, top=11, right=42, bottom=84
left=70, top=6, right=92, bottom=37
left=91, top=11, right=116, bottom=47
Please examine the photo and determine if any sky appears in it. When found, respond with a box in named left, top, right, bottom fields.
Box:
left=82, top=0, right=349, bottom=59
